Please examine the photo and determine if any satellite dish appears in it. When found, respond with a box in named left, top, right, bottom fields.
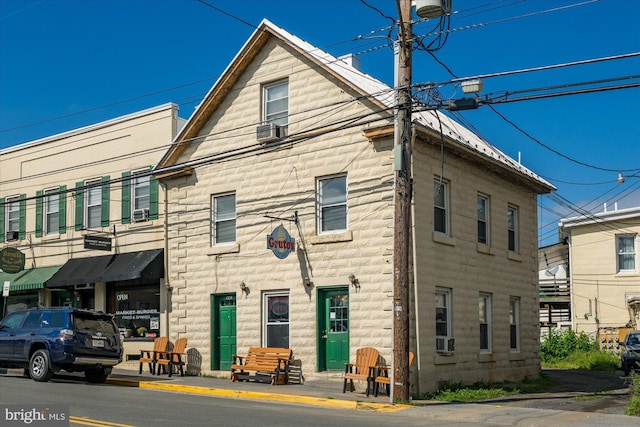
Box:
left=545, top=265, right=559, bottom=276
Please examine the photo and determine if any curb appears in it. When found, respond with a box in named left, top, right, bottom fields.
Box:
left=106, top=378, right=410, bottom=412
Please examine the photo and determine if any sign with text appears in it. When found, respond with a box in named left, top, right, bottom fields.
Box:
left=267, top=224, right=295, bottom=259
left=0, top=247, right=25, bottom=274
left=3, top=281, right=10, bottom=297
left=84, top=235, right=112, bottom=251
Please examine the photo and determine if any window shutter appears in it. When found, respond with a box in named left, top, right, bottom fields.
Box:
left=149, top=173, right=159, bottom=220
left=75, top=181, right=84, bottom=231
left=121, top=171, right=131, bottom=224
left=35, top=190, right=43, bottom=238
left=59, top=185, right=67, bottom=234
left=19, top=194, right=26, bottom=240
left=101, top=176, right=110, bottom=227
left=0, top=197, right=5, bottom=243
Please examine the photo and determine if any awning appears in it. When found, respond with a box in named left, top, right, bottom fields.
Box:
left=0, top=265, right=62, bottom=292
left=46, top=249, right=164, bottom=288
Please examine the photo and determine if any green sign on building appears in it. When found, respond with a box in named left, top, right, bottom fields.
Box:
left=0, top=247, right=26, bottom=274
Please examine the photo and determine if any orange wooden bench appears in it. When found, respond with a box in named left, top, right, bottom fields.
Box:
left=343, top=347, right=379, bottom=394
left=230, top=347, right=292, bottom=385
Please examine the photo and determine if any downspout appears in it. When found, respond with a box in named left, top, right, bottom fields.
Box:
left=161, top=181, right=172, bottom=338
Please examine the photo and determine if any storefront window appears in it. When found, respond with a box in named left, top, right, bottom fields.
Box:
left=108, top=284, right=159, bottom=339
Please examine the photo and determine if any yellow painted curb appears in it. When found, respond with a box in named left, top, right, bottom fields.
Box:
left=108, top=378, right=409, bottom=412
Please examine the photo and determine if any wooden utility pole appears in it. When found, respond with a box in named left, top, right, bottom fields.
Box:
left=393, top=0, right=412, bottom=403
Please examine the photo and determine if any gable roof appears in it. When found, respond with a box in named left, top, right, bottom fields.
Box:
left=154, top=19, right=553, bottom=193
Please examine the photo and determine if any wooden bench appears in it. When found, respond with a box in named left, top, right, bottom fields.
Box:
left=343, top=347, right=379, bottom=394
left=139, top=336, right=169, bottom=375
left=231, top=347, right=292, bottom=385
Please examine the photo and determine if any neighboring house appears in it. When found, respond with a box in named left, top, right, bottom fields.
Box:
left=538, top=242, right=571, bottom=339
left=154, top=19, right=554, bottom=393
left=0, top=103, right=184, bottom=361
left=559, top=205, right=640, bottom=349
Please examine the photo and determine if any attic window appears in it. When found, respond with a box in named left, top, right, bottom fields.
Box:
left=263, top=80, right=288, bottom=126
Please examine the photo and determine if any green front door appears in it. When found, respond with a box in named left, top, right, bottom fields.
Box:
left=211, top=294, right=236, bottom=371
left=318, top=287, right=349, bottom=371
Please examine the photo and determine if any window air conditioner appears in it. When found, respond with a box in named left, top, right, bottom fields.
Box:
left=5, top=230, right=19, bottom=241
left=132, top=208, right=149, bottom=223
left=436, top=337, right=455, bottom=353
left=256, top=123, right=281, bottom=143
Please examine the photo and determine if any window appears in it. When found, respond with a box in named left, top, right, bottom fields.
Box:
left=507, top=205, right=518, bottom=252
left=318, top=175, right=347, bottom=233
left=212, top=193, right=236, bottom=245
left=121, top=170, right=158, bottom=224
left=263, top=80, right=288, bottom=126
left=434, top=180, right=449, bottom=234
left=132, top=170, right=150, bottom=212
left=477, top=194, right=489, bottom=245
left=5, top=196, right=20, bottom=233
left=479, top=293, right=492, bottom=352
left=263, top=292, right=289, bottom=348
left=435, top=288, right=451, bottom=339
left=617, top=235, right=637, bottom=272
left=44, top=188, right=59, bottom=235
left=510, top=297, right=520, bottom=351
left=85, top=178, right=103, bottom=229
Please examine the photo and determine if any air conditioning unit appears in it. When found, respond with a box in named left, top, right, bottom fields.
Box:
left=436, top=337, right=455, bottom=353
left=5, top=230, right=19, bottom=241
left=256, top=123, right=281, bottom=143
left=132, top=208, right=149, bottom=223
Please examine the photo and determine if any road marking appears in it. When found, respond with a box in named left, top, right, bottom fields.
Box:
left=70, top=416, right=136, bottom=427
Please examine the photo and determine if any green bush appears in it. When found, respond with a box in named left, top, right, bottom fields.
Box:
left=626, top=373, right=640, bottom=416
left=541, top=328, right=598, bottom=362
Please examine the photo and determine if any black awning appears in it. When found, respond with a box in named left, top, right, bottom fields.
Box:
left=46, top=249, right=164, bottom=288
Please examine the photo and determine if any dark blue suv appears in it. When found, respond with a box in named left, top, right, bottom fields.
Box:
left=0, top=307, right=123, bottom=383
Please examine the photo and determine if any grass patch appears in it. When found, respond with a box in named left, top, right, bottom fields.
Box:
left=421, top=374, right=554, bottom=402
left=626, top=373, right=640, bottom=417
left=541, top=350, right=620, bottom=371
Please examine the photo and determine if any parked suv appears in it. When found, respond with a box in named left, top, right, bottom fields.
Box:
left=621, top=331, right=640, bottom=376
left=0, top=307, right=123, bottom=383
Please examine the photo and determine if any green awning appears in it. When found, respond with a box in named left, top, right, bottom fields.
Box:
left=0, top=265, right=62, bottom=292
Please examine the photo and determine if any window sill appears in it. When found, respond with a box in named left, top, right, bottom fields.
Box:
left=207, top=243, right=240, bottom=256
left=476, top=243, right=494, bottom=255
left=509, top=351, right=525, bottom=361
left=478, top=352, right=495, bottom=363
left=127, top=220, right=154, bottom=228
left=433, top=232, right=456, bottom=246
left=434, top=353, right=456, bottom=365
left=308, top=230, right=353, bottom=245
left=41, top=234, right=61, bottom=241
left=507, top=251, right=522, bottom=262
left=615, top=272, right=639, bottom=277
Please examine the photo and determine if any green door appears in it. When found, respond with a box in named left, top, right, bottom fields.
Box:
left=211, top=294, right=236, bottom=371
left=318, top=287, right=349, bottom=371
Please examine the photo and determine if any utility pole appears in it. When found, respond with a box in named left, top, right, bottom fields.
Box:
left=393, top=0, right=412, bottom=403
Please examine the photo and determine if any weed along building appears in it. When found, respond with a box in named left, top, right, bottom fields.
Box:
left=155, top=20, right=554, bottom=394
left=0, top=103, right=183, bottom=361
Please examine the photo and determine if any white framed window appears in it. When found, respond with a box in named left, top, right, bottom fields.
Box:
left=131, top=169, right=150, bottom=212
left=435, top=288, right=451, bottom=339
left=477, top=194, right=490, bottom=245
left=617, top=234, right=637, bottom=272
left=212, top=193, right=236, bottom=245
left=507, top=204, right=519, bottom=252
left=85, top=179, right=103, bottom=229
left=510, top=296, right=520, bottom=351
left=44, top=188, right=59, bottom=236
left=434, top=179, right=449, bottom=235
left=479, top=293, right=492, bottom=352
left=318, top=175, right=347, bottom=234
left=263, top=292, right=290, bottom=348
left=263, top=80, right=288, bottom=126
left=5, top=195, right=20, bottom=233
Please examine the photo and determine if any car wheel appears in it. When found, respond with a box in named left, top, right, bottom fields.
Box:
left=29, top=350, right=53, bottom=382
left=85, top=367, right=110, bottom=384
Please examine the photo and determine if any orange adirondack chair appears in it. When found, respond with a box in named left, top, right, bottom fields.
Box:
left=139, top=336, right=169, bottom=375
left=156, top=337, right=188, bottom=377
left=372, top=351, right=415, bottom=396
left=342, top=347, right=379, bottom=394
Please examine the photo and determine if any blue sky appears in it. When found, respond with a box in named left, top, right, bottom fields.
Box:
left=1, top=0, right=639, bottom=247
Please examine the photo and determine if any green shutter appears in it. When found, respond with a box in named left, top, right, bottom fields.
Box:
left=59, top=185, right=67, bottom=234
left=121, top=172, right=131, bottom=224
left=149, top=173, right=159, bottom=220
left=0, top=197, right=5, bottom=243
left=35, top=190, right=43, bottom=238
left=19, top=194, right=26, bottom=240
left=75, top=181, right=84, bottom=231
left=101, top=176, right=110, bottom=227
